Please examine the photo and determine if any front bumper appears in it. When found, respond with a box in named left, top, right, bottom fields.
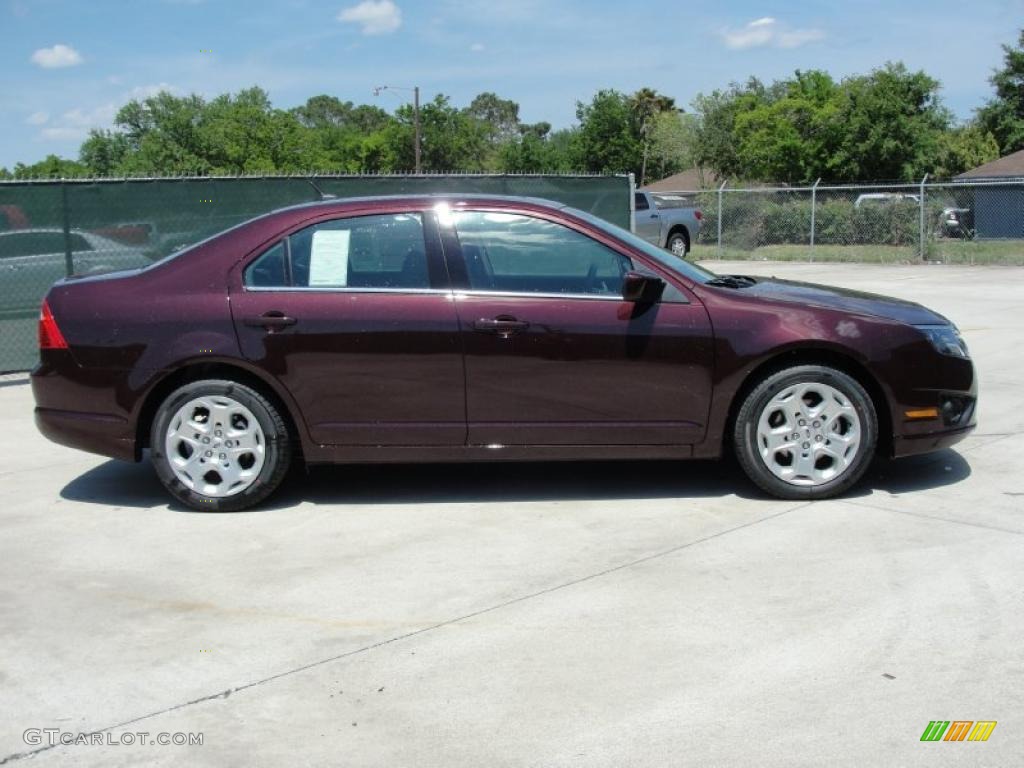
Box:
left=890, top=373, right=977, bottom=459
left=892, top=420, right=975, bottom=458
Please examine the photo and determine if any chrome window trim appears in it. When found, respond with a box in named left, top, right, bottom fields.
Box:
left=243, top=285, right=452, bottom=295
left=456, top=289, right=626, bottom=302
left=244, top=285, right=687, bottom=303
left=242, top=285, right=621, bottom=301
left=455, top=289, right=688, bottom=304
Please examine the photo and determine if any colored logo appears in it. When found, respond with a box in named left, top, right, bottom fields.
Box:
left=920, top=721, right=997, bottom=742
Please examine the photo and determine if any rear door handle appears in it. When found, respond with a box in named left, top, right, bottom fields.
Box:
left=244, top=311, right=297, bottom=330
left=473, top=316, right=530, bottom=336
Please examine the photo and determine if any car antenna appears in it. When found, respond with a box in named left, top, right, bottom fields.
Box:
left=306, top=178, right=336, bottom=201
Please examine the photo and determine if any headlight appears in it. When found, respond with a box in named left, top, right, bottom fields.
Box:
left=916, top=325, right=969, bottom=359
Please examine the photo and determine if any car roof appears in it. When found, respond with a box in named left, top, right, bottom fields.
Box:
left=271, top=193, right=571, bottom=216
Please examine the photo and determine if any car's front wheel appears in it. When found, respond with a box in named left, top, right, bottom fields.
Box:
left=733, top=365, right=877, bottom=499
left=150, top=379, right=291, bottom=511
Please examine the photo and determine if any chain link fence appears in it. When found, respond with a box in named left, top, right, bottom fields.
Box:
left=660, top=179, right=1024, bottom=265
left=0, top=173, right=631, bottom=373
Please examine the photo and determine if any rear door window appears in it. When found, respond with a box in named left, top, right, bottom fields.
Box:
left=244, top=213, right=429, bottom=290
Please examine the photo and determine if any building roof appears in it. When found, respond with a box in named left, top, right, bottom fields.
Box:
left=642, top=167, right=719, bottom=192
left=956, top=148, right=1024, bottom=179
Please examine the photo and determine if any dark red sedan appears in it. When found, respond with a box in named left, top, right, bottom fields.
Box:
left=32, top=195, right=976, bottom=511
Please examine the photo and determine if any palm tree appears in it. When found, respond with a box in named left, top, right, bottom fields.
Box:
left=630, top=88, right=677, bottom=185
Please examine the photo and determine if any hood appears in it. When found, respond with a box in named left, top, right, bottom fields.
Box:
left=737, top=277, right=950, bottom=326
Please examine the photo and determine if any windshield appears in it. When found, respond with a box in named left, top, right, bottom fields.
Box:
left=564, top=206, right=716, bottom=284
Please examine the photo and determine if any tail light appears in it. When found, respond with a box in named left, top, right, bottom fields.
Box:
left=694, top=210, right=703, bottom=221
left=39, top=299, right=68, bottom=350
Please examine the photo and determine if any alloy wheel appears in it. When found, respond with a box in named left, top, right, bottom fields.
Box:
left=755, top=382, right=862, bottom=487
left=164, top=395, right=266, bottom=497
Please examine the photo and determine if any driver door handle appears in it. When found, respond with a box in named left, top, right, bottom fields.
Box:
left=244, top=311, right=297, bottom=330
left=473, top=316, right=530, bottom=336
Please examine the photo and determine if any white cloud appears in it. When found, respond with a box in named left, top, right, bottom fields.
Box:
left=26, top=111, right=49, bottom=126
left=721, top=18, right=824, bottom=50
left=337, top=0, right=402, bottom=35
left=39, top=104, right=117, bottom=141
left=470, top=42, right=485, bottom=52
left=126, top=82, right=183, bottom=100
left=30, top=44, right=83, bottom=69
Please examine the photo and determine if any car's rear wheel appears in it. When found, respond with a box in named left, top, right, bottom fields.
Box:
left=733, top=365, right=877, bottom=499
left=666, top=230, right=689, bottom=257
left=150, top=379, right=291, bottom=511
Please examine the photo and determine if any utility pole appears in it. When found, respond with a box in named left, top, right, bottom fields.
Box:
left=374, top=84, right=422, bottom=174
left=413, top=86, right=421, bottom=175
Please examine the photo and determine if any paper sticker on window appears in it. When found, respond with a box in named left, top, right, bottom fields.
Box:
left=308, top=230, right=351, bottom=286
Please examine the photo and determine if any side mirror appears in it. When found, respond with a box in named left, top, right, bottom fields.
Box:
left=622, top=271, right=665, bottom=303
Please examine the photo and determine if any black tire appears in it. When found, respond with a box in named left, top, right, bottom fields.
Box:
left=733, top=365, right=877, bottom=500
left=150, top=379, right=292, bottom=511
left=666, top=230, right=689, bottom=257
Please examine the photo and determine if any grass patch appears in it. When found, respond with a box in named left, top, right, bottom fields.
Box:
left=690, top=240, right=1024, bottom=266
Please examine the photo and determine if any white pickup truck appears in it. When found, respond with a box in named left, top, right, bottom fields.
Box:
left=632, top=191, right=703, bottom=257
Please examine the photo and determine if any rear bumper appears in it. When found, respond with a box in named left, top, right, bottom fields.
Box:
left=31, top=352, right=139, bottom=462
left=34, top=406, right=136, bottom=462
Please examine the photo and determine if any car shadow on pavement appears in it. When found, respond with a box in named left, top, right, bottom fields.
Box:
left=59, top=449, right=971, bottom=512
left=861, top=449, right=973, bottom=495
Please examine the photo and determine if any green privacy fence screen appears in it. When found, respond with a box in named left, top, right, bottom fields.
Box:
left=0, top=173, right=631, bottom=373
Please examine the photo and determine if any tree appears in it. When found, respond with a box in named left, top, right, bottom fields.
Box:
left=629, top=88, right=676, bottom=184
left=691, top=78, right=773, bottom=179
left=10, top=154, right=88, bottom=179
left=546, top=128, right=582, bottom=171
left=80, top=129, right=131, bottom=176
left=934, top=124, right=1000, bottom=177
left=113, top=91, right=211, bottom=174
left=290, top=96, right=394, bottom=171
left=294, top=95, right=389, bottom=131
left=390, top=95, right=488, bottom=171
left=463, top=92, right=524, bottom=170
left=497, top=121, right=545, bottom=172
left=977, top=30, right=1024, bottom=154
left=199, top=87, right=323, bottom=173
left=831, top=63, right=951, bottom=181
left=575, top=90, right=642, bottom=175
left=465, top=92, right=521, bottom=144
left=693, top=65, right=952, bottom=183
left=647, top=111, right=698, bottom=181
left=733, top=70, right=843, bottom=183
left=103, top=87, right=327, bottom=174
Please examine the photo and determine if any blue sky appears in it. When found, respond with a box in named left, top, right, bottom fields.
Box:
left=2, top=0, right=1021, bottom=169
